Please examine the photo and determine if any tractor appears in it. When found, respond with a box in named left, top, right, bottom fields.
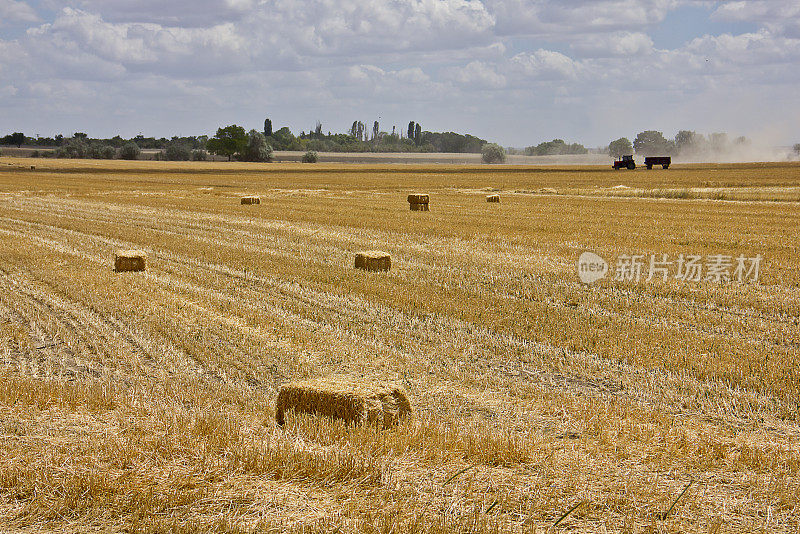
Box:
left=613, top=155, right=635, bottom=170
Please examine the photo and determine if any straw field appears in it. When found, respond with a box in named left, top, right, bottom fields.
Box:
left=0, top=158, right=798, bottom=533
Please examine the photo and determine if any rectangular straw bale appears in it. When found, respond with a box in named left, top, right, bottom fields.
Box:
left=407, top=193, right=429, bottom=204
left=114, top=250, right=147, bottom=272
left=276, top=375, right=411, bottom=428
left=486, top=194, right=500, bottom=203
left=241, top=196, right=261, bottom=205
left=354, top=251, right=391, bottom=272
left=409, top=202, right=430, bottom=211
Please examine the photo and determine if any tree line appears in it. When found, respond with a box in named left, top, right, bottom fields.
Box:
left=0, top=118, right=492, bottom=161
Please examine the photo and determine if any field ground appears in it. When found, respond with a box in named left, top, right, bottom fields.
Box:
left=0, top=157, right=798, bottom=533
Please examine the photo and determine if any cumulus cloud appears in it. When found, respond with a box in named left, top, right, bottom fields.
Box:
left=712, top=1, right=800, bottom=38
left=55, top=0, right=255, bottom=27
left=686, top=30, right=800, bottom=66
left=444, top=60, right=507, bottom=88
left=570, top=31, right=654, bottom=57
left=510, top=49, right=580, bottom=80
left=0, top=0, right=39, bottom=25
left=487, top=0, right=680, bottom=38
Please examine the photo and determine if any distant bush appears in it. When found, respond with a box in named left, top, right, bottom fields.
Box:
left=56, top=138, right=89, bottom=158
left=164, top=143, right=191, bottom=161
left=119, top=142, right=141, bottom=160
left=525, top=139, right=588, bottom=156
left=481, top=143, right=506, bottom=164
left=301, top=150, right=318, bottom=163
left=88, top=144, right=116, bottom=159
left=191, top=150, right=208, bottom=161
left=30, top=150, right=40, bottom=158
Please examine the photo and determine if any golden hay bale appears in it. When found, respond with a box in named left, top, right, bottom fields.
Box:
left=354, top=251, right=391, bottom=272
left=409, top=202, right=430, bottom=211
left=407, top=193, right=429, bottom=204
left=114, top=250, right=147, bottom=272
left=30, top=165, right=36, bottom=170
left=241, top=196, right=261, bottom=205
left=486, top=194, right=500, bottom=203
left=275, top=375, right=411, bottom=428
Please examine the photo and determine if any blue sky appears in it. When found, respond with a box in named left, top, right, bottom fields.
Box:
left=1, top=0, right=799, bottom=148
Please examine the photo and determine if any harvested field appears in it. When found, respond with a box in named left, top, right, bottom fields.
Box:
left=0, top=158, right=799, bottom=532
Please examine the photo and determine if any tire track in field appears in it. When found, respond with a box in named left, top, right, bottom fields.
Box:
left=0, top=236, right=220, bottom=385
left=0, top=208, right=795, bottom=433
left=0, top=267, right=147, bottom=383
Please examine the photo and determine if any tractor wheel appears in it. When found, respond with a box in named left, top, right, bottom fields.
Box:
left=627, top=162, right=635, bottom=170
left=646, top=164, right=653, bottom=170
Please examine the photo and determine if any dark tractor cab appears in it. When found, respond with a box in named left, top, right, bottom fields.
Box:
left=613, top=155, right=635, bottom=170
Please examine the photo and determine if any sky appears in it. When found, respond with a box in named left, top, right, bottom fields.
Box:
left=1, top=0, right=799, bottom=147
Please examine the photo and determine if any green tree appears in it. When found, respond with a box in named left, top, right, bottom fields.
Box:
left=301, top=150, right=318, bottom=163
left=241, top=130, right=273, bottom=162
left=633, top=130, right=674, bottom=156
left=414, top=123, right=421, bottom=145
left=269, top=127, right=296, bottom=150
left=481, top=143, right=506, bottom=163
left=408, top=121, right=415, bottom=140
left=264, top=118, right=273, bottom=137
left=793, top=143, right=800, bottom=156
left=164, top=142, right=191, bottom=161
left=119, top=142, right=141, bottom=160
left=206, top=125, right=247, bottom=161
left=9, top=132, right=25, bottom=148
left=608, top=137, right=633, bottom=158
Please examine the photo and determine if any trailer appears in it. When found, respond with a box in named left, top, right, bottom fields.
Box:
left=613, top=155, right=635, bottom=170
left=644, top=156, right=671, bottom=169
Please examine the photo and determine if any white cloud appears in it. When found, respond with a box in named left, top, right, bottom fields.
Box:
left=0, top=0, right=38, bottom=26
left=510, top=49, right=580, bottom=80
left=487, top=0, right=681, bottom=38
left=0, top=85, right=18, bottom=97
left=712, top=1, right=800, bottom=38
left=686, top=30, right=800, bottom=66
left=571, top=31, right=654, bottom=57
left=445, top=60, right=507, bottom=88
